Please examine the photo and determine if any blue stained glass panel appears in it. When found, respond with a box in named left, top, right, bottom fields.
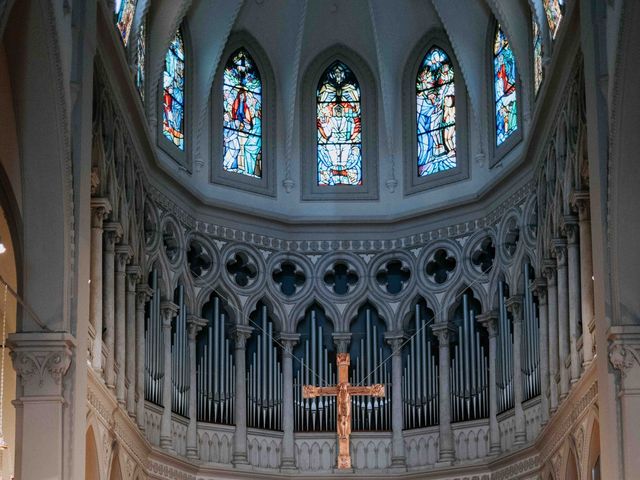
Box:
left=162, top=30, right=185, bottom=151
left=416, top=47, right=456, bottom=176
left=114, top=0, right=137, bottom=46
left=222, top=49, right=263, bottom=178
left=135, top=19, right=146, bottom=100
left=494, top=27, right=518, bottom=146
left=317, top=61, right=362, bottom=186
left=533, top=18, right=543, bottom=95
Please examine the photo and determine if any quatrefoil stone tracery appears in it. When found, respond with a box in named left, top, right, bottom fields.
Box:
left=425, top=249, right=456, bottom=284
left=272, top=261, right=306, bottom=296
left=324, top=262, right=359, bottom=295
left=226, top=252, right=258, bottom=287
left=376, top=259, right=411, bottom=295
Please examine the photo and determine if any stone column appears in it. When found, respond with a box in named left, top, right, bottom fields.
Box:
left=385, top=332, right=407, bottom=469
left=533, top=279, right=550, bottom=425
left=431, top=323, right=454, bottom=464
left=506, top=296, right=526, bottom=446
left=8, top=333, right=75, bottom=480
left=477, top=311, right=500, bottom=455
left=278, top=332, right=300, bottom=470
left=564, top=215, right=582, bottom=383
left=186, top=315, right=206, bottom=459
left=125, top=265, right=140, bottom=417
left=90, top=198, right=111, bottom=372
left=232, top=325, right=254, bottom=466
left=160, top=300, right=179, bottom=451
left=543, top=260, right=559, bottom=413
left=553, top=239, right=570, bottom=400
left=103, top=222, right=122, bottom=388
left=115, top=244, right=132, bottom=405
left=136, top=284, right=153, bottom=432
left=572, top=191, right=595, bottom=365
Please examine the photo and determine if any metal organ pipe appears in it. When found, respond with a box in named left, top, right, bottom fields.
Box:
left=144, top=271, right=163, bottom=406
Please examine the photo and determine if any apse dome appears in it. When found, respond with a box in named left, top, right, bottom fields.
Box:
left=123, top=0, right=557, bottom=228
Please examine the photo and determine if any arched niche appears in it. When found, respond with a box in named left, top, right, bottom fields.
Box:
left=85, top=426, right=100, bottom=480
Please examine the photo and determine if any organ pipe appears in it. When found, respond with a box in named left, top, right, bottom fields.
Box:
left=497, top=282, right=514, bottom=413
left=144, top=270, right=163, bottom=405
left=197, top=297, right=235, bottom=425
left=403, top=302, right=439, bottom=429
left=171, top=285, right=189, bottom=417
left=523, top=264, right=541, bottom=400
left=451, top=293, right=489, bottom=423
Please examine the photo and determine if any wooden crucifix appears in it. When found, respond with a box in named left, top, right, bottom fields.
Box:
left=303, top=352, right=385, bottom=469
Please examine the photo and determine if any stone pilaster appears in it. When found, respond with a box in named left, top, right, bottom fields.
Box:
left=115, top=244, right=132, bottom=406
left=160, top=300, right=179, bottom=451
left=136, top=284, right=153, bottom=432
left=8, top=333, right=75, bottom=479
left=564, top=215, right=582, bottom=384
left=431, top=323, right=455, bottom=464
left=102, top=222, right=122, bottom=389
left=572, top=191, right=595, bottom=365
left=506, top=295, right=526, bottom=446
left=553, top=238, right=570, bottom=400
left=278, top=332, right=300, bottom=470
left=543, top=260, right=559, bottom=412
left=477, top=311, right=500, bottom=454
left=125, top=265, right=140, bottom=417
left=232, top=325, right=253, bottom=466
left=186, top=315, right=206, bottom=459
left=533, top=279, right=550, bottom=424
left=89, top=198, right=111, bottom=372
left=385, top=332, right=407, bottom=469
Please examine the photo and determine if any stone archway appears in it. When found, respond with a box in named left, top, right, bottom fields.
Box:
left=85, top=426, right=101, bottom=480
left=587, top=421, right=601, bottom=480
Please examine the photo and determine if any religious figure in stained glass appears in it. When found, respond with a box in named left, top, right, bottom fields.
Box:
left=532, top=17, right=543, bottom=96
left=162, top=29, right=185, bottom=151
left=316, top=61, right=362, bottom=186
left=223, top=49, right=262, bottom=178
left=416, top=47, right=456, bottom=177
left=114, top=0, right=137, bottom=46
left=544, top=0, right=565, bottom=39
left=494, top=26, right=518, bottom=146
left=135, top=19, right=146, bottom=101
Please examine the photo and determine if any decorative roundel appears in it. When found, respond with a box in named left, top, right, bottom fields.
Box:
left=272, top=260, right=306, bottom=297
left=323, top=261, right=359, bottom=295
left=370, top=251, right=413, bottom=298
left=470, top=236, right=496, bottom=275
left=186, top=236, right=219, bottom=285
left=226, top=251, right=258, bottom=288
left=143, top=201, right=160, bottom=252
left=425, top=248, right=457, bottom=285
left=315, top=254, right=366, bottom=300
left=160, top=217, right=183, bottom=266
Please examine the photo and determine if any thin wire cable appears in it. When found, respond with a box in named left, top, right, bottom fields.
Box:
left=0, top=274, right=51, bottom=332
left=0, top=284, right=7, bottom=439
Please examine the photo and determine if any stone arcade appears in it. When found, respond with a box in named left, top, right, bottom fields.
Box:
left=0, top=1, right=638, bottom=479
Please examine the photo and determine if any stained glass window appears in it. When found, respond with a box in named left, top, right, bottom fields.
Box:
left=114, top=0, right=137, bottom=46
left=494, top=26, right=518, bottom=146
left=544, top=0, right=565, bottom=39
left=162, top=29, right=185, bottom=151
left=316, top=61, right=362, bottom=186
left=532, top=17, right=543, bottom=96
left=135, top=18, right=146, bottom=100
left=222, top=49, right=262, bottom=178
left=416, top=47, right=456, bottom=176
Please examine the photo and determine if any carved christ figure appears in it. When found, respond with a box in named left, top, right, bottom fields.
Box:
left=303, top=353, right=385, bottom=469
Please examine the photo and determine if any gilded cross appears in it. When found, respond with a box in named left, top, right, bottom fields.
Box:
left=303, top=352, right=385, bottom=469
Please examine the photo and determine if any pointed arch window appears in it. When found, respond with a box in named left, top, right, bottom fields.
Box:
left=532, top=17, right=544, bottom=96
left=114, top=0, right=137, bottom=46
left=493, top=26, right=518, bottom=146
left=162, top=28, right=185, bottom=151
left=316, top=61, right=362, bottom=186
left=222, top=49, right=263, bottom=178
left=135, top=18, right=146, bottom=101
left=416, top=47, right=456, bottom=176
left=544, top=0, right=565, bottom=39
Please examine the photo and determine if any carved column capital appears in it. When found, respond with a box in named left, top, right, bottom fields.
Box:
left=232, top=325, right=254, bottom=349
left=384, top=331, right=406, bottom=353
left=476, top=311, right=499, bottom=338
left=277, top=332, right=300, bottom=353
left=160, top=301, right=179, bottom=328
left=115, top=244, right=133, bottom=272
left=431, top=323, right=455, bottom=346
left=103, top=222, right=123, bottom=250
left=506, top=295, right=524, bottom=321
left=543, top=258, right=557, bottom=284
left=136, top=284, right=153, bottom=309
left=563, top=215, right=579, bottom=244
left=126, top=265, right=141, bottom=290
left=608, top=326, right=640, bottom=386
left=332, top=332, right=352, bottom=353
left=570, top=191, right=590, bottom=221
left=186, top=315, right=207, bottom=338
left=532, top=278, right=548, bottom=304
left=90, top=198, right=112, bottom=228
left=552, top=238, right=568, bottom=266
left=8, top=333, right=75, bottom=397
